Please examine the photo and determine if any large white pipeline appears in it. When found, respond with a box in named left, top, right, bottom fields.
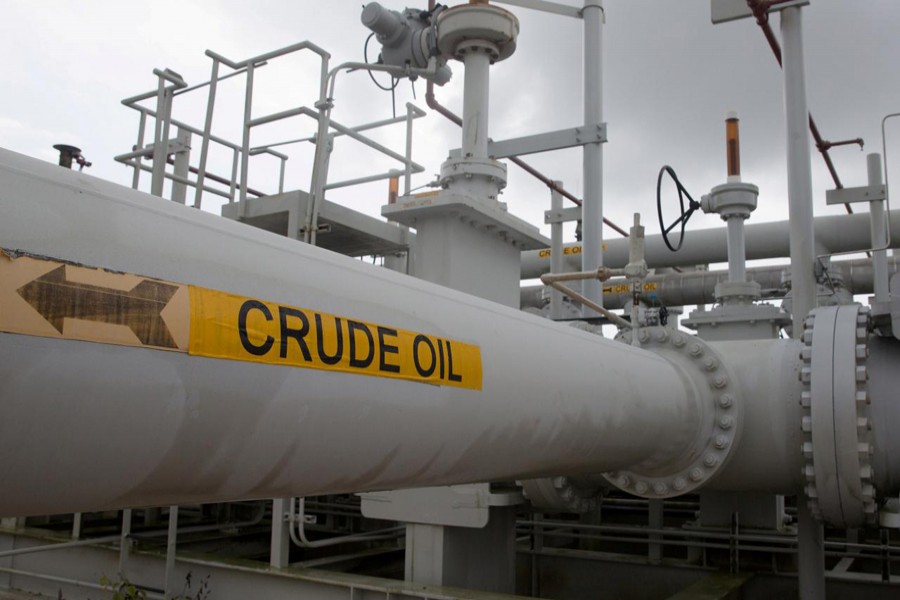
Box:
left=8, top=148, right=897, bottom=523
left=0, top=148, right=704, bottom=517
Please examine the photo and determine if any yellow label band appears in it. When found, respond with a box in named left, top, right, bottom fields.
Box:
left=188, top=288, right=482, bottom=390
left=603, top=282, right=659, bottom=295
left=1, top=251, right=483, bottom=390
left=536, top=243, right=607, bottom=259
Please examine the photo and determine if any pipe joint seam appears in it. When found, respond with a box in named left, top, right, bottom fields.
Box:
left=801, top=304, right=876, bottom=527
left=605, top=328, right=744, bottom=498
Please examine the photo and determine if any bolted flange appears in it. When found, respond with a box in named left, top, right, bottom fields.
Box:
left=800, top=304, right=876, bottom=527
left=436, top=3, right=519, bottom=63
left=605, top=328, right=743, bottom=498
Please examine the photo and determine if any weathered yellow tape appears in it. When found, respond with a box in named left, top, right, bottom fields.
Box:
left=0, top=252, right=189, bottom=351
left=536, top=243, right=608, bottom=259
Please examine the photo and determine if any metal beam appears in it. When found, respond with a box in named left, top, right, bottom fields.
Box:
left=492, top=0, right=584, bottom=19
left=450, top=125, right=607, bottom=160
left=710, top=0, right=809, bottom=24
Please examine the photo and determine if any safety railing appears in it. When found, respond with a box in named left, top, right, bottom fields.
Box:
left=115, top=41, right=428, bottom=242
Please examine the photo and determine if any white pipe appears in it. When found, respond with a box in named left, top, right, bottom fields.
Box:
left=726, top=218, right=746, bottom=283
left=521, top=257, right=900, bottom=311
left=0, top=148, right=697, bottom=517
left=0, top=535, right=122, bottom=559
left=151, top=80, right=171, bottom=198
left=238, top=62, right=255, bottom=210
left=164, top=505, right=179, bottom=600
left=462, top=50, right=491, bottom=159
left=868, top=337, right=900, bottom=495
left=781, top=7, right=825, bottom=597
left=869, top=153, right=889, bottom=302
left=695, top=339, right=803, bottom=493
left=550, top=181, right=564, bottom=320
left=288, top=498, right=403, bottom=548
left=782, top=7, right=816, bottom=332
left=519, top=209, right=900, bottom=278
left=581, top=0, right=604, bottom=317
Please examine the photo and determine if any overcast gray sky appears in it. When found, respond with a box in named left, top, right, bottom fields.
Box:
left=2, top=1, right=899, bottom=247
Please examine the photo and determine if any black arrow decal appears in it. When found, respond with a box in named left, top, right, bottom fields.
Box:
left=17, top=266, right=179, bottom=349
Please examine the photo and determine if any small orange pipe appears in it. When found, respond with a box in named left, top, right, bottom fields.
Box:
left=726, top=113, right=741, bottom=178
left=388, top=175, right=399, bottom=204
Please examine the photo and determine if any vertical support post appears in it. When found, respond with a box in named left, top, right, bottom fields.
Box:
left=239, top=62, right=255, bottom=213
left=797, top=501, right=826, bottom=598
left=531, top=512, right=543, bottom=597
left=308, top=133, right=334, bottom=246
left=164, top=505, right=179, bottom=599
left=278, top=157, right=287, bottom=195
left=782, top=7, right=825, bottom=599
left=170, top=128, right=192, bottom=205
left=270, top=498, right=291, bottom=568
left=782, top=6, right=816, bottom=331
left=119, top=509, right=132, bottom=577
left=404, top=103, right=415, bottom=194
left=229, top=148, right=240, bottom=203
left=405, top=523, right=445, bottom=586
left=0, top=520, right=15, bottom=590
left=405, top=509, right=516, bottom=593
left=550, top=181, right=565, bottom=320
left=581, top=0, right=605, bottom=317
left=194, top=58, right=220, bottom=209
left=72, top=513, right=83, bottom=540
left=132, top=112, right=147, bottom=191
left=306, top=102, right=333, bottom=245
left=648, top=500, right=663, bottom=563
left=151, top=80, right=173, bottom=198
left=869, top=153, right=889, bottom=302
left=726, top=218, right=747, bottom=283
left=462, top=51, right=491, bottom=159
left=303, top=51, right=332, bottom=245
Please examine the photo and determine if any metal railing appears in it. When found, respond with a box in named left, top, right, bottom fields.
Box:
left=115, top=41, right=428, bottom=244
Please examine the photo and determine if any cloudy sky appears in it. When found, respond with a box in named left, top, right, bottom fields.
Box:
left=2, top=0, right=899, bottom=249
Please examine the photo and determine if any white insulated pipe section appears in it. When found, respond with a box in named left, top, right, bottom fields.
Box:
left=462, top=50, right=491, bottom=159
left=0, top=149, right=696, bottom=517
left=868, top=153, right=889, bottom=302
left=867, top=337, right=900, bottom=496
left=581, top=0, right=604, bottom=316
left=726, top=218, right=746, bottom=283
left=698, top=339, right=803, bottom=493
